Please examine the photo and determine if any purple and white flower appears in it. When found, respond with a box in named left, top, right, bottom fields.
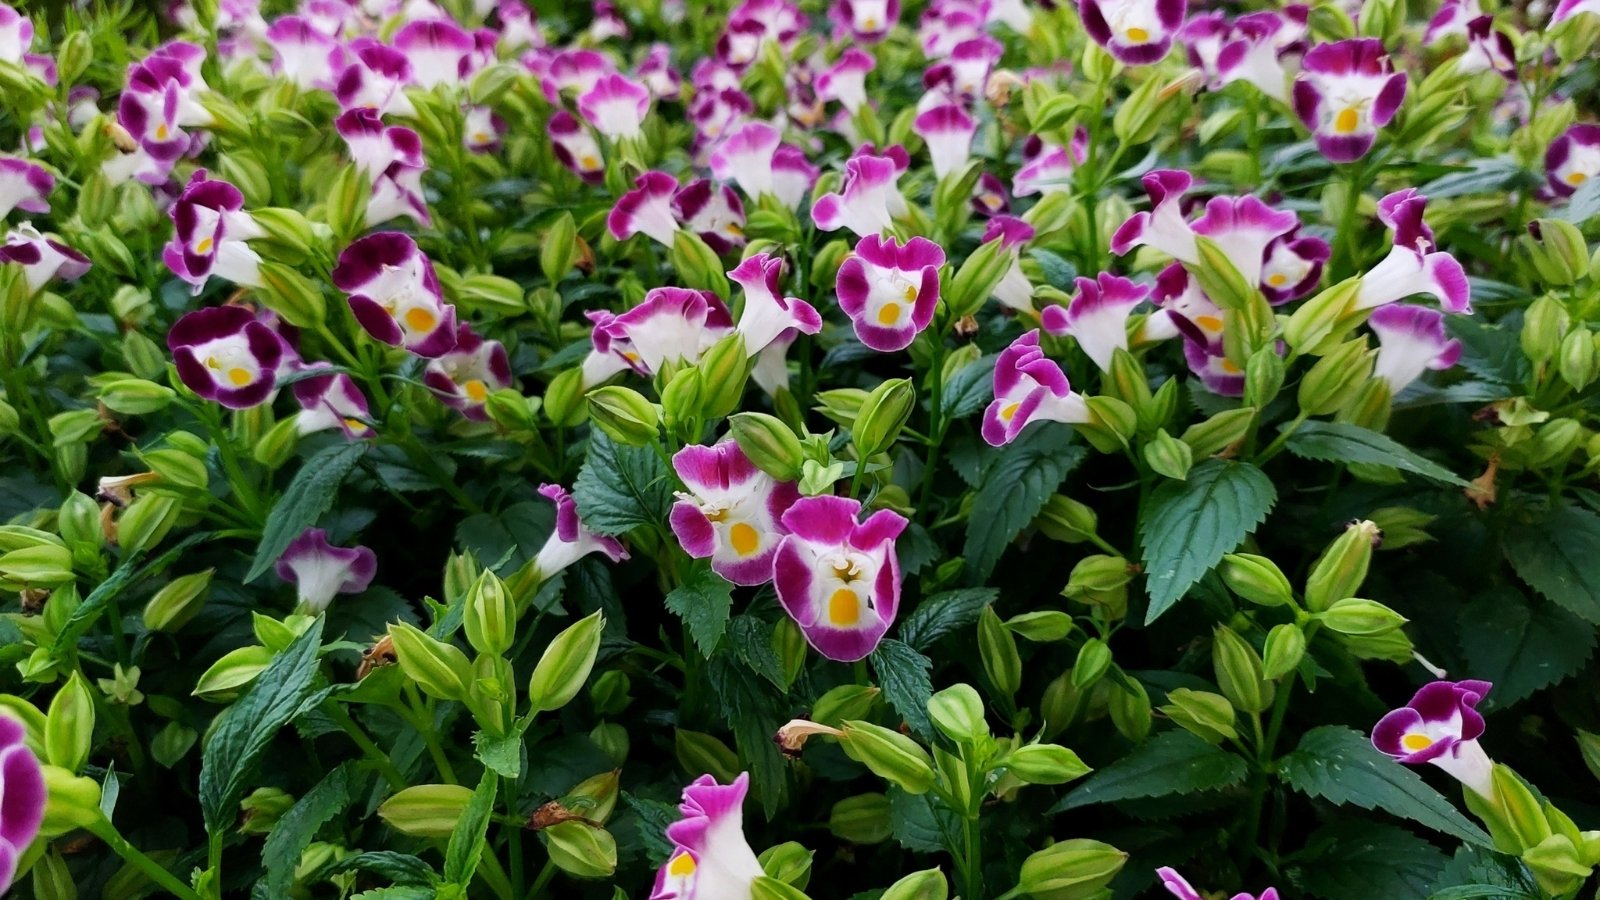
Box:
left=1184, top=341, right=1249, bottom=397
left=830, top=0, right=900, bottom=41
left=973, top=172, right=1011, bottom=216
left=729, top=252, right=822, bottom=356
left=1368, top=304, right=1462, bottom=394
left=1111, top=169, right=1197, bottom=262
left=1041, top=274, right=1152, bottom=371
left=636, top=43, right=682, bottom=100
left=596, top=288, right=736, bottom=375
left=548, top=110, right=606, bottom=184
left=393, top=18, right=474, bottom=88
left=914, top=103, right=976, bottom=179
left=751, top=331, right=798, bottom=396
left=1158, top=868, right=1280, bottom=900
left=670, top=441, right=800, bottom=586
left=919, top=0, right=985, bottom=58
left=1259, top=230, right=1330, bottom=303
left=1458, top=16, right=1516, bottom=79
left=1552, top=0, right=1600, bottom=24
left=0, top=156, right=52, bottom=219
left=673, top=179, right=746, bottom=254
left=608, top=170, right=682, bottom=247
left=1012, top=133, right=1087, bottom=197
left=1079, top=0, right=1188, bottom=65
left=1146, top=264, right=1224, bottom=347
left=1354, top=189, right=1471, bottom=314
left=1214, top=11, right=1298, bottom=102
left=274, top=528, right=377, bottom=613
left=0, top=713, right=45, bottom=894
left=534, top=483, right=629, bottom=578
left=1112, top=170, right=1301, bottom=287
left=983, top=331, right=1091, bottom=446
left=498, top=0, right=544, bottom=51
left=816, top=48, right=875, bottom=114
left=167, top=306, right=293, bottom=409
left=161, top=170, right=265, bottom=294
left=836, top=234, right=944, bottom=352
left=811, top=152, right=904, bottom=236
left=332, top=232, right=459, bottom=358
left=1373, top=679, right=1495, bottom=798
left=589, top=0, right=630, bottom=41
left=293, top=365, right=373, bottom=439
left=774, top=496, right=905, bottom=661
left=0, top=225, right=90, bottom=294
left=689, top=87, right=755, bottom=155
left=1545, top=124, right=1600, bottom=198
left=709, top=122, right=816, bottom=208
left=984, top=216, right=1037, bottom=312
left=423, top=323, right=513, bottom=421
left=464, top=104, right=506, bottom=153
left=650, top=773, right=764, bottom=900
left=537, top=48, right=614, bottom=101
left=1426, top=0, right=1483, bottom=43
left=923, top=35, right=1002, bottom=101
left=0, top=3, right=34, bottom=66
left=1292, top=39, right=1406, bottom=163
left=265, top=16, right=348, bottom=89
left=335, top=38, right=417, bottom=116
left=578, top=72, right=651, bottom=142
left=337, top=108, right=430, bottom=226
left=118, top=45, right=212, bottom=171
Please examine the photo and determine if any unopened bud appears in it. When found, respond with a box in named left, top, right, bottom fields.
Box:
left=1284, top=278, right=1362, bottom=353
left=1180, top=407, right=1256, bottom=458
left=1035, top=495, right=1098, bottom=544
left=45, top=672, right=95, bottom=773
left=464, top=571, right=515, bottom=656
left=39, top=764, right=103, bottom=837
left=1221, top=553, right=1294, bottom=607
left=378, top=784, right=474, bottom=837
left=1006, top=610, right=1073, bottom=642
left=1261, top=623, right=1307, bottom=679
left=240, top=787, right=294, bottom=834
left=98, top=379, right=175, bottom=416
left=852, top=378, right=915, bottom=458
left=729, top=412, right=805, bottom=481
left=829, top=793, right=893, bottom=844
left=1558, top=329, right=1597, bottom=391
left=1159, top=688, right=1236, bottom=743
left=840, top=720, right=936, bottom=794
left=586, top=386, right=659, bottom=447
left=1524, top=219, right=1588, bottom=287
left=812, top=685, right=881, bottom=727
left=1245, top=347, right=1286, bottom=408
left=1319, top=597, right=1408, bottom=636
left=143, top=569, right=213, bottom=632
left=1299, top=338, right=1374, bottom=416
left=1143, top=428, right=1193, bottom=480
left=528, top=611, right=605, bottom=712
left=257, top=262, right=326, bottom=328
left=1212, top=626, right=1273, bottom=714
left=388, top=622, right=472, bottom=702
left=1017, top=838, right=1129, bottom=896
left=698, top=333, right=751, bottom=419
left=1304, top=519, right=1380, bottom=612
left=813, top=387, right=870, bottom=429
left=192, top=646, right=273, bottom=702
left=1001, top=743, right=1091, bottom=785
left=946, top=238, right=1011, bottom=318
left=544, top=820, right=618, bottom=878
left=978, top=605, right=1021, bottom=699
left=881, top=868, right=949, bottom=900
left=1071, top=638, right=1113, bottom=690
left=927, top=683, right=987, bottom=743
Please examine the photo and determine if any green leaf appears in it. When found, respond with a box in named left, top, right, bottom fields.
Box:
left=455, top=501, right=554, bottom=574
left=1503, top=502, right=1600, bottom=623
left=1431, top=845, right=1539, bottom=900
left=623, top=793, right=679, bottom=867
left=326, top=852, right=438, bottom=887
left=1052, top=730, right=1248, bottom=811
left=664, top=561, right=734, bottom=657
left=1280, top=726, right=1492, bottom=847
left=473, top=724, right=528, bottom=779
left=1459, top=588, right=1595, bottom=706
left=1286, top=821, right=1449, bottom=900
left=870, top=639, right=933, bottom=739
left=51, top=531, right=210, bottom=658
left=1140, top=459, right=1275, bottom=623
left=731, top=615, right=787, bottom=689
left=572, top=429, right=673, bottom=536
left=350, top=888, right=436, bottom=900
left=899, top=588, right=996, bottom=650
left=963, top=424, right=1086, bottom=583
left=888, top=786, right=958, bottom=853
left=258, top=762, right=363, bottom=897
left=1284, top=422, right=1469, bottom=487
left=1418, top=158, right=1527, bottom=199
left=444, top=770, right=497, bottom=886
left=1553, top=177, right=1600, bottom=224
left=706, top=654, right=788, bottom=815
left=247, top=442, right=368, bottom=582
left=940, top=354, right=998, bottom=420
left=199, top=617, right=326, bottom=835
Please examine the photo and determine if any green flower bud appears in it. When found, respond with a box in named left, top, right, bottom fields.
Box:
left=544, top=821, right=618, bottom=878
left=99, top=379, right=175, bottom=416
left=1524, top=835, right=1591, bottom=897
left=812, top=684, right=881, bottom=726
left=946, top=237, right=1012, bottom=318
left=978, top=605, right=1022, bottom=699
left=1304, top=519, right=1379, bottom=612
left=1526, top=418, right=1584, bottom=469
left=1143, top=428, right=1194, bottom=480
left=590, top=722, right=628, bottom=766
left=728, top=412, right=805, bottom=481
left=388, top=622, right=472, bottom=702
left=1023, top=190, right=1075, bottom=235
left=39, top=764, right=102, bottom=837
left=1070, top=638, right=1113, bottom=691
left=1525, top=219, right=1588, bottom=287
left=45, top=672, right=95, bottom=774
left=1039, top=672, right=1083, bottom=739
left=1035, top=495, right=1098, bottom=544
left=528, top=611, right=605, bottom=712
left=1367, top=506, right=1436, bottom=551
left=1283, top=278, right=1362, bottom=353
left=1319, top=597, right=1408, bottom=636
left=1113, top=69, right=1189, bottom=146
left=1159, top=688, right=1237, bottom=744
left=1007, top=610, right=1073, bottom=642
left=808, top=239, right=850, bottom=291
left=0, top=542, right=73, bottom=589
left=379, top=783, right=474, bottom=838
left=57, top=30, right=92, bottom=84
left=852, top=378, right=915, bottom=458
left=670, top=230, right=730, bottom=298
left=1179, top=407, right=1257, bottom=458
left=773, top=617, right=807, bottom=687
left=585, top=385, right=660, bottom=446
left=249, top=207, right=318, bottom=264
left=116, top=494, right=181, bottom=554
left=1213, top=626, right=1273, bottom=714
left=759, top=841, right=814, bottom=887
left=1065, top=555, right=1133, bottom=594
left=658, top=365, right=703, bottom=431
left=927, top=683, right=987, bottom=743
left=697, top=333, right=751, bottom=420
left=326, top=164, right=368, bottom=244
left=1336, top=377, right=1392, bottom=431
left=192, top=645, right=273, bottom=702
left=1558, top=329, right=1597, bottom=391
left=466, top=652, right=517, bottom=734
left=1078, top=395, right=1137, bottom=453
left=1358, top=0, right=1403, bottom=43
left=142, top=447, right=209, bottom=491
left=464, top=571, right=515, bottom=657
left=829, top=793, right=893, bottom=844
left=675, top=729, right=741, bottom=783
left=142, top=570, right=213, bottom=633
left=0, top=398, right=18, bottom=436
left=1261, top=623, right=1307, bottom=679
left=1001, top=743, right=1091, bottom=785
left=1245, top=346, right=1285, bottom=408
left=750, top=876, right=812, bottom=900
left=1298, top=338, right=1374, bottom=416
left=252, top=416, right=300, bottom=470
left=840, top=720, right=936, bottom=794
left=1017, top=839, right=1129, bottom=897
left=57, top=491, right=98, bottom=552
left=33, top=847, right=75, bottom=900
left=813, top=387, right=870, bottom=429
left=1220, top=553, right=1294, bottom=607
left=1108, top=677, right=1153, bottom=743
left=1103, top=348, right=1152, bottom=412
left=256, top=262, right=326, bottom=328
left=544, top=368, right=589, bottom=427
left=590, top=669, right=631, bottom=717
left=18, top=648, right=61, bottom=684
left=881, top=868, right=948, bottom=900
left=1523, top=295, right=1571, bottom=365
left=1188, top=236, right=1257, bottom=311
left=455, top=274, right=528, bottom=316
left=239, top=786, right=295, bottom=834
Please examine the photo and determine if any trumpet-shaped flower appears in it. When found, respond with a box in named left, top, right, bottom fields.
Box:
left=751, top=331, right=797, bottom=395
left=0, top=3, right=34, bottom=67
left=914, top=103, right=976, bottom=179
left=1079, top=0, right=1188, bottom=65
left=534, top=483, right=629, bottom=578
left=1426, top=0, right=1483, bottom=42
left=985, top=216, right=1036, bottom=312
left=1215, top=11, right=1297, bottom=102
left=1545, top=124, right=1600, bottom=199
left=730, top=252, right=822, bottom=356
left=332, top=232, right=459, bottom=357
left=275, top=528, right=377, bottom=613
left=538, top=48, right=614, bottom=101
left=816, top=48, right=875, bottom=114
left=1292, top=39, right=1406, bottom=163
left=608, top=170, right=682, bottom=246
left=637, top=44, right=683, bottom=100
left=1552, top=0, right=1600, bottom=24
left=983, top=331, right=1091, bottom=446
left=337, top=108, right=430, bottom=226
left=1191, top=195, right=1301, bottom=286
left=464, top=104, right=506, bottom=153
left=1042, top=274, right=1152, bottom=371
left=293, top=365, right=372, bottom=439
left=673, top=179, right=746, bottom=254
left=1147, top=264, right=1224, bottom=348
left=689, top=87, right=756, bottom=156
left=1373, top=679, right=1495, bottom=797
left=830, top=0, right=900, bottom=41
left=773, top=496, right=906, bottom=661
left=0, top=156, right=52, bottom=219
left=596, top=288, right=736, bottom=375
left=709, top=122, right=787, bottom=204
left=1184, top=340, right=1249, bottom=396
left=811, top=153, right=903, bottom=236
left=1158, top=867, right=1281, bottom=900
left=671, top=441, right=801, bottom=585
left=1459, top=16, right=1516, bottom=79
left=118, top=45, right=212, bottom=170
left=1012, top=134, right=1087, bottom=197
left=579, top=72, right=651, bottom=141
left=0, top=225, right=90, bottom=294
left=1259, top=230, right=1329, bottom=303
left=1354, top=189, right=1471, bottom=313
left=424, top=323, right=513, bottom=420
left=973, top=172, right=1010, bottom=216
left=548, top=111, right=605, bottom=184
left=1111, top=168, right=1198, bottom=262
left=1368, top=304, right=1462, bottom=393
left=167, top=306, right=293, bottom=409
left=162, top=170, right=265, bottom=293
left=265, top=16, right=348, bottom=89
left=0, top=713, right=45, bottom=894
left=393, top=18, right=473, bottom=88
left=651, top=773, right=765, bottom=900
left=836, top=234, right=944, bottom=352
left=334, top=38, right=416, bottom=116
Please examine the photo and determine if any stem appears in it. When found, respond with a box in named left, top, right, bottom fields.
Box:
left=1331, top=159, right=1368, bottom=282
left=961, top=812, right=984, bottom=900
left=324, top=701, right=408, bottom=789
left=918, top=339, right=948, bottom=516
left=87, top=816, right=203, bottom=900
left=402, top=685, right=458, bottom=783
left=506, top=775, right=525, bottom=895
left=475, top=849, right=516, bottom=900
left=1254, top=412, right=1310, bottom=466
left=530, top=861, right=557, bottom=898
left=1246, top=91, right=1264, bottom=188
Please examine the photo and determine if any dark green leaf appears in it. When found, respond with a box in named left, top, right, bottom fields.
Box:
left=248, top=442, right=368, bottom=582
left=1028, top=248, right=1077, bottom=290
left=1553, top=178, right=1600, bottom=224
left=731, top=615, right=786, bottom=689
left=1431, top=845, right=1538, bottom=900
left=326, top=852, right=438, bottom=886
left=665, top=561, right=734, bottom=657
left=1459, top=589, right=1595, bottom=706
left=706, top=654, right=788, bottom=815
left=1140, top=460, right=1275, bottom=623
left=888, top=787, right=958, bottom=853
left=1284, top=422, right=1469, bottom=487
left=199, top=618, right=326, bottom=835
left=1503, top=502, right=1600, bottom=623
left=572, top=430, right=674, bottom=536
left=444, top=770, right=497, bottom=886
left=258, top=763, right=363, bottom=897
left=454, top=501, right=555, bottom=574
left=1053, top=730, right=1248, bottom=812
left=899, top=588, right=996, bottom=650
left=940, top=354, right=998, bottom=420
left=870, top=640, right=933, bottom=739
left=473, top=725, right=528, bottom=779
left=1446, top=316, right=1529, bottom=386
left=1287, top=821, right=1448, bottom=900
left=1418, top=158, right=1527, bottom=198
left=349, top=888, right=436, bottom=900
left=964, top=424, right=1085, bottom=583
left=1280, top=726, right=1491, bottom=847
left=51, top=531, right=210, bottom=658
left=624, top=793, right=680, bottom=867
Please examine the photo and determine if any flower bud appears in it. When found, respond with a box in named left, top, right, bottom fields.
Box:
left=1064, top=555, right=1134, bottom=594
left=326, top=163, right=368, bottom=244
left=591, top=722, right=628, bottom=765
left=1108, top=678, right=1152, bottom=743
left=485, top=389, right=538, bottom=433
left=1221, top=553, right=1294, bottom=607
left=464, top=571, right=515, bottom=657
left=192, top=645, right=273, bottom=702
left=1113, top=69, right=1186, bottom=145
left=1337, top=377, right=1392, bottom=430
left=1017, top=839, right=1129, bottom=896
left=544, top=368, right=589, bottom=427
left=543, top=821, right=618, bottom=878
left=927, top=683, right=987, bottom=743
left=1319, top=597, right=1408, bottom=636
left=590, top=669, right=631, bottom=717
left=658, top=365, right=703, bottom=431
left=1079, top=395, right=1137, bottom=452
left=248, top=207, right=318, bottom=265
left=728, top=412, right=805, bottom=481
left=1524, top=835, right=1590, bottom=897
left=98, top=379, right=175, bottom=416
left=1284, top=278, right=1362, bottom=353
left=143, top=569, right=213, bottom=633
left=1358, top=0, right=1404, bottom=43
left=852, top=378, right=915, bottom=459
left=0, top=541, right=74, bottom=588
left=239, top=786, right=295, bottom=834
left=1522, top=295, right=1570, bottom=364
left=697, top=333, right=751, bottom=420
left=1188, top=236, right=1257, bottom=312
left=750, top=876, right=812, bottom=900
left=40, top=764, right=103, bottom=837
left=45, top=672, right=95, bottom=773
left=1526, top=418, right=1584, bottom=469
left=881, top=868, right=949, bottom=900
left=978, top=605, right=1021, bottom=699
left=1007, top=610, right=1073, bottom=642
left=1212, top=626, right=1273, bottom=714
left=1143, top=429, right=1193, bottom=480
left=773, top=617, right=808, bottom=687
left=456, top=274, right=528, bottom=316
left=378, top=784, right=474, bottom=837
left=1001, top=743, right=1091, bottom=785
left=813, top=387, right=870, bottom=429
left=1179, top=407, right=1257, bottom=458
left=388, top=622, right=473, bottom=702
left=586, top=386, right=660, bottom=447
left=1304, top=519, right=1379, bottom=612
left=946, top=237, right=1011, bottom=318
left=256, top=613, right=308, bottom=650
left=1244, top=347, right=1285, bottom=408
left=759, top=840, right=814, bottom=887
left=116, top=494, right=181, bottom=554
left=256, top=262, right=326, bottom=329
left=840, top=720, right=937, bottom=795
left=528, top=611, right=605, bottom=712
left=812, top=684, right=881, bottom=727
left=1298, top=338, right=1374, bottom=416
left=1261, top=623, right=1307, bottom=679
left=829, top=793, right=893, bottom=844
left=1524, top=219, right=1588, bottom=287
left=1159, top=688, right=1236, bottom=744
left=670, top=230, right=730, bottom=298
left=1035, top=495, right=1098, bottom=544
left=1070, top=638, right=1113, bottom=690
left=1558, top=329, right=1597, bottom=391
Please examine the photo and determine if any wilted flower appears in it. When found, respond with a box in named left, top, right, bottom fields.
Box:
left=275, top=528, right=377, bottom=613
left=533, top=483, right=629, bottom=578
left=0, top=156, right=52, bottom=219
left=836, top=234, right=944, bottom=352
left=332, top=232, right=459, bottom=357
left=0, top=225, right=90, bottom=294
left=650, top=773, right=765, bottom=900
left=983, top=331, right=1091, bottom=446
left=774, top=496, right=906, bottom=661
left=1042, top=273, right=1152, bottom=371
left=1545, top=124, right=1599, bottom=199
left=1373, top=679, right=1495, bottom=797
left=1292, top=39, right=1406, bottom=163
left=1368, top=305, right=1462, bottom=393
left=594, top=287, right=735, bottom=375
left=293, top=365, right=373, bottom=439
left=548, top=110, right=606, bottom=184
left=0, top=713, right=46, bottom=894
left=729, top=252, right=822, bottom=356
left=1354, top=189, right=1471, bottom=314
left=1078, top=0, right=1189, bottom=65
left=1158, top=867, right=1280, bottom=900
left=162, top=170, right=265, bottom=293
left=608, top=170, right=682, bottom=247
left=167, top=306, right=294, bottom=409
left=579, top=72, right=651, bottom=141
left=673, top=179, right=746, bottom=254
left=670, top=441, right=801, bottom=585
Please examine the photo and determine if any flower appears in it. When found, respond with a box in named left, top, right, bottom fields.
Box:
left=596, top=287, right=736, bottom=375
left=332, top=232, right=459, bottom=358
left=773, top=496, right=905, bottom=661
left=768, top=145, right=819, bottom=211
left=1042, top=274, right=1152, bottom=371
left=535, top=48, right=614, bottom=101
left=0, top=713, right=45, bottom=894
left=830, top=0, right=900, bottom=41
left=1545, top=124, right=1600, bottom=199
left=1458, top=16, right=1516, bottom=79
left=1111, top=168, right=1198, bottom=262
left=913, top=103, right=976, bottom=179
left=670, top=441, right=801, bottom=585
left=1368, top=304, right=1462, bottom=393
left=390, top=18, right=472, bottom=89
left=1215, top=11, right=1299, bottom=102
left=811, top=152, right=904, bottom=236
left=650, top=773, right=764, bottom=900
left=1112, top=170, right=1302, bottom=287
left=608, top=170, right=682, bottom=247
left=1426, top=0, right=1482, bottom=43
left=1157, top=867, right=1280, bottom=900
left=1292, top=39, right=1407, bottom=163
left=533, top=483, right=629, bottom=578
left=673, top=179, right=746, bottom=254
left=117, top=44, right=212, bottom=174
left=0, top=3, right=34, bottom=66
left=984, top=216, right=1037, bottom=312
left=548, top=110, right=606, bottom=184
left=335, top=38, right=416, bottom=116
left=274, top=528, right=376, bottom=613
left=464, top=104, right=506, bottom=153
left=292, top=365, right=372, bottom=439
left=637, top=43, right=683, bottom=99
left=167, top=306, right=293, bottom=409
left=729, top=252, right=822, bottom=356
left=1552, top=0, right=1600, bottom=24
left=1013, top=132, right=1087, bottom=197
left=709, top=122, right=786, bottom=204
left=0, top=225, right=90, bottom=294
left=423, top=323, right=513, bottom=420
left=1184, top=341, right=1249, bottom=396
left=161, top=170, right=266, bottom=294
left=1373, top=679, right=1495, bottom=797
left=337, top=108, right=430, bottom=227
left=689, top=87, right=756, bottom=156
left=816, top=48, right=875, bottom=114
left=751, top=331, right=798, bottom=396
left=1354, top=189, right=1471, bottom=314
left=972, top=172, right=1010, bottom=215
left=578, top=72, right=651, bottom=141
left=1259, top=230, right=1329, bottom=303
left=590, top=0, right=630, bottom=41
left=983, top=331, right=1091, bottom=446
left=836, top=234, right=944, bottom=352
left=265, top=15, right=347, bottom=89
left=1078, top=0, right=1188, bottom=65
left=0, top=156, right=52, bottom=219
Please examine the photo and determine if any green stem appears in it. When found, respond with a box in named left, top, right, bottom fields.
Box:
left=87, top=816, right=203, bottom=900
left=324, top=701, right=408, bottom=789
left=475, top=849, right=516, bottom=900
left=961, top=812, right=984, bottom=900
left=918, top=339, right=948, bottom=516
left=1332, top=159, right=1368, bottom=282
left=1246, top=91, right=1264, bottom=188
left=530, top=861, right=558, bottom=898
left=402, top=685, right=458, bottom=783
left=505, top=775, right=525, bottom=895
left=1254, top=412, right=1310, bottom=466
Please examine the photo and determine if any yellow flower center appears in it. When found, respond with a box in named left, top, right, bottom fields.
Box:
left=344, top=417, right=367, bottom=432
left=580, top=154, right=600, bottom=170
left=668, top=852, right=696, bottom=877
left=403, top=307, right=438, bottom=333
left=1267, top=273, right=1288, bottom=287
left=1194, top=314, right=1223, bottom=332
left=464, top=379, right=489, bottom=402
left=1402, top=732, right=1433, bottom=751
left=1126, top=26, right=1150, bottom=42
left=623, top=350, right=641, bottom=362
left=155, top=123, right=169, bottom=140
left=729, top=522, right=760, bottom=556
left=195, top=236, right=214, bottom=254
left=1334, top=107, right=1361, bottom=135
left=877, top=302, right=902, bottom=325
left=227, top=367, right=253, bottom=386
left=1219, top=358, right=1243, bottom=375
left=1569, top=171, right=1590, bottom=186
left=704, top=508, right=729, bottom=523
left=204, top=356, right=220, bottom=369
left=472, top=132, right=489, bottom=144
left=902, top=284, right=918, bottom=302
left=864, top=16, right=879, bottom=29
left=829, top=588, right=862, bottom=626
left=726, top=223, right=744, bottom=236
left=1000, top=402, right=1020, bottom=421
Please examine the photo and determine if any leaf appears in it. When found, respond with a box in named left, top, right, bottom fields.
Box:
left=623, top=793, right=679, bottom=867
left=199, top=617, right=326, bottom=835
left=1446, top=317, right=1529, bottom=386
left=664, top=561, right=734, bottom=657
left=1503, top=502, right=1600, bottom=624
left=1029, top=248, right=1078, bottom=290
left=1431, top=845, right=1539, bottom=900
left=706, top=654, right=788, bottom=815
left=473, top=725, right=528, bottom=779
left=731, top=615, right=786, bottom=689
left=444, top=770, right=497, bottom=886
left=871, top=640, right=933, bottom=739
left=454, top=501, right=555, bottom=574
left=898, top=588, right=996, bottom=651
left=1553, top=177, right=1600, bottom=224
left=1140, top=460, right=1275, bottom=623
left=1053, top=730, right=1248, bottom=812
left=1286, top=821, right=1449, bottom=900
left=51, top=531, right=210, bottom=658
left=1459, top=589, right=1595, bottom=706
left=326, top=852, right=438, bottom=887
left=1284, top=422, right=1469, bottom=487
left=940, top=354, right=998, bottom=420
left=1418, top=158, right=1527, bottom=198
left=572, top=429, right=674, bottom=536
left=888, top=787, right=958, bottom=853
left=247, top=443, right=368, bottom=582
left=1280, top=726, right=1492, bottom=847
left=258, top=763, right=363, bottom=898
left=963, top=424, right=1086, bottom=583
